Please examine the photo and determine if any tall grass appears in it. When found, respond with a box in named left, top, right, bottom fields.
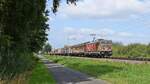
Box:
left=0, top=72, right=30, bottom=84
left=46, top=56, right=150, bottom=84
left=28, top=62, right=56, bottom=84
left=0, top=47, right=39, bottom=84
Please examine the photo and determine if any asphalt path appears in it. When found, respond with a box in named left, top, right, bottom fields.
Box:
left=42, top=59, right=108, bottom=84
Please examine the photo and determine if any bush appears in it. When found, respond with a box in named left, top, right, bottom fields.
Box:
left=0, top=51, right=38, bottom=80
left=113, top=43, right=150, bottom=58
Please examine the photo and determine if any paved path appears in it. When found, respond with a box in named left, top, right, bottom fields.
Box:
left=42, top=59, right=108, bottom=84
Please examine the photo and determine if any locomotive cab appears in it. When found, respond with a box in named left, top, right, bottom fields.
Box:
left=97, top=39, right=112, bottom=57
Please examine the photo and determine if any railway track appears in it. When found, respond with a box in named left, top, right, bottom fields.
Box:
left=86, top=56, right=150, bottom=62
left=69, top=56, right=150, bottom=64
left=51, top=54, right=150, bottom=62
left=106, top=56, right=150, bottom=61
left=70, top=55, right=150, bottom=62
left=72, top=56, right=150, bottom=64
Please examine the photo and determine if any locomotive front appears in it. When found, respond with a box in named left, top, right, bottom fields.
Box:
left=84, top=39, right=112, bottom=57
left=97, top=39, right=112, bottom=57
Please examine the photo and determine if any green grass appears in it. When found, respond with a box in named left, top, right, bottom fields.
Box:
left=46, top=55, right=150, bottom=84
left=28, top=62, right=56, bottom=84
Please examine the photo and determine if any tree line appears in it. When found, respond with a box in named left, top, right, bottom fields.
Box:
left=0, top=0, right=49, bottom=79
left=0, top=0, right=77, bottom=81
left=112, top=42, right=150, bottom=58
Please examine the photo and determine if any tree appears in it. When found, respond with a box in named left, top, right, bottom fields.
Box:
left=0, top=0, right=49, bottom=78
left=0, top=0, right=78, bottom=79
left=52, top=0, right=77, bottom=13
left=147, top=43, right=150, bottom=56
left=43, top=43, right=52, bottom=54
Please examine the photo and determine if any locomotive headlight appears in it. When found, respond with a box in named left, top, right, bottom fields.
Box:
left=109, top=51, right=112, bottom=54
left=101, top=52, right=104, bottom=54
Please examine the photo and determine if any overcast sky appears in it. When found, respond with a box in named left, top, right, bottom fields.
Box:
left=47, top=0, right=150, bottom=48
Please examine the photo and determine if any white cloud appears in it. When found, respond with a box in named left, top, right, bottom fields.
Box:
left=117, top=32, right=133, bottom=37
left=63, top=27, right=134, bottom=41
left=60, top=0, right=150, bottom=19
left=64, top=27, right=75, bottom=33
left=64, top=27, right=115, bottom=35
left=68, top=34, right=84, bottom=40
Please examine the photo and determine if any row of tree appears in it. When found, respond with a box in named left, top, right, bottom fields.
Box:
left=0, top=0, right=77, bottom=80
left=112, top=42, right=150, bottom=58
left=0, top=0, right=49, bottom=79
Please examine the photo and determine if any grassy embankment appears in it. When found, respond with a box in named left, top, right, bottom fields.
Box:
left=0, top=62, right=56, bottom=84
left=46, top=55, right=150, bottom=84
left=28, top=62, right=56, bottom=84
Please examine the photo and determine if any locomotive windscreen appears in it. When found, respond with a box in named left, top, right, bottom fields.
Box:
left=97, top=40, right=112, bottom=51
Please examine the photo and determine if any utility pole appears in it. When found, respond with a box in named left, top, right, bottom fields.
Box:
left=90, top=33, right=96, bottom=42
left=90, top=32, right=107, bottom=42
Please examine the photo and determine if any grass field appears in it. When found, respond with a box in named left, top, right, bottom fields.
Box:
left=46, top=55, right=150, bottom=84
left=0, top=61, right=56, bottom=84
left=28, top=62, right=56, bottom=84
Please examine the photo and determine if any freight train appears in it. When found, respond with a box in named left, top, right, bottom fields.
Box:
left=51, top=39, right=112, bottom=57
